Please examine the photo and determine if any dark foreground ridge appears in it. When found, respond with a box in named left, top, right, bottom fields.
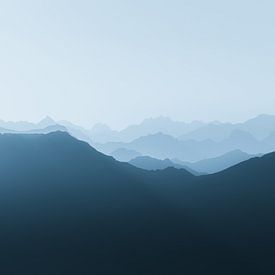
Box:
left=0, top=132, right=275, bottom=274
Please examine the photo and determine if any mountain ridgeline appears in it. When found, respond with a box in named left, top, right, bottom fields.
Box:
left=2, top=114, right=275, bottom=167
left=0, top=131, right=275, bottom=274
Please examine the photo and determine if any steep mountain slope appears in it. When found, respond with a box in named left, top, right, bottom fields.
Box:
left=0, top=132, right=275, bottom=274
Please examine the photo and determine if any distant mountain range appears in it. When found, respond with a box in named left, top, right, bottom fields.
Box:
left=4, top=113, right=275, bottom=144
left=128, top=150, right=256, bottom=175
left=95, top=130, right=275, bottom=162
left=2, top=114, right=275, bottom=164
left=1, top=132, right=275, bottom=274
left=129, top=156, right=201, bottom=175
left=0, top=116, right=56, bottom=131
left=173, top=150, right=258, bottom=174
left=0, top=124, right=67, bottom=135
left=90, top=114, right=275, bottom=143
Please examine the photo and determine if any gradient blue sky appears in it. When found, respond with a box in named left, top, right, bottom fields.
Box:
left=0, top=0, right=274, bottom=129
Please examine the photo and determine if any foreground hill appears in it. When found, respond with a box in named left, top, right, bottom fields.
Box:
left=0, top=132, right=275, bottom=274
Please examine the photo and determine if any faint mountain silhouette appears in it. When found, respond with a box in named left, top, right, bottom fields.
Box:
left=111, top=148, right=142, bottom=162
left=0, top=116, right=56, bottom=131
left=129, top=155, right=201, bottom=175
left=179, top=114, right=275, bottom=142
left=239, top=114, right=275, bottom=139
left=174, top=150, right=258, bottom=174
left=95, top=127, right=272, bottom=162
left=129, top=156, right=182, bottom=170
left=26, top=124, right=67, bottom=134
left=90, top=117, right=205, bottom=142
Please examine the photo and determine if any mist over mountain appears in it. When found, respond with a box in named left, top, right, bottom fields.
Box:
left=111, top=148, right=142, bottom=162
left=89, top=114, right=275, bottom=144
left=0, top=123, right=67, bottom=135
left=129, top=156, right=183, bottom=170
left=89, top=117, right=205, bottom=143
left=94, top=131, right=271, bottom=162
left=94, top=118, right=275, bottom=162
left=2, top=114, right=275, bottom=166
left=1, top=132, right=275, bottom=274
left=173, top=150, right=258, bottom=174
left=0, top=116, right=56, bottom=131
left=2, top=0, right=275, bottom=272
left=129, top=155, right=201, bottom=175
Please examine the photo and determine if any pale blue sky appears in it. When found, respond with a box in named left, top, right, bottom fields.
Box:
left=0, top=0, right=274, bottom=129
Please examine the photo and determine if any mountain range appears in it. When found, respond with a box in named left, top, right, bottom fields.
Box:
left=95, top=130, right=274, bottom=162
left=1, top=131, right=275, bottom=274
left=129, top=150, right=256, bottom=175
left=3, top=114, right=275, bottom=144
left=173, top=150, right=258, bottom=174
left=2, top=114, right=275, bottom=166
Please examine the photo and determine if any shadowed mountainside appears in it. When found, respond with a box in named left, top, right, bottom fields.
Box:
left=1, top=132, right=275, bottom=274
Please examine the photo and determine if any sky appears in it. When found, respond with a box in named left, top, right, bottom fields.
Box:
left=0, top=0, right=274, bottom=129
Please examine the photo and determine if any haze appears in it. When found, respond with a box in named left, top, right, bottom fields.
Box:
left=0, top=0, right=274, bottom=129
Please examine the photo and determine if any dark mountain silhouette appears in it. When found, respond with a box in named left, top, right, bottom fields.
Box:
left=1, top=132, right=275, bottom=274
left=174, top=150, right=258, bottom=174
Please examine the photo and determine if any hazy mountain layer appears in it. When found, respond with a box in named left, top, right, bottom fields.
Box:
left=173, top=150, right=258, bottom=174
left=94, top=130, right=274, bottom=162
left=129, top=155, right=201, bottom=175
left=90, top=114, right=275, bottom=143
